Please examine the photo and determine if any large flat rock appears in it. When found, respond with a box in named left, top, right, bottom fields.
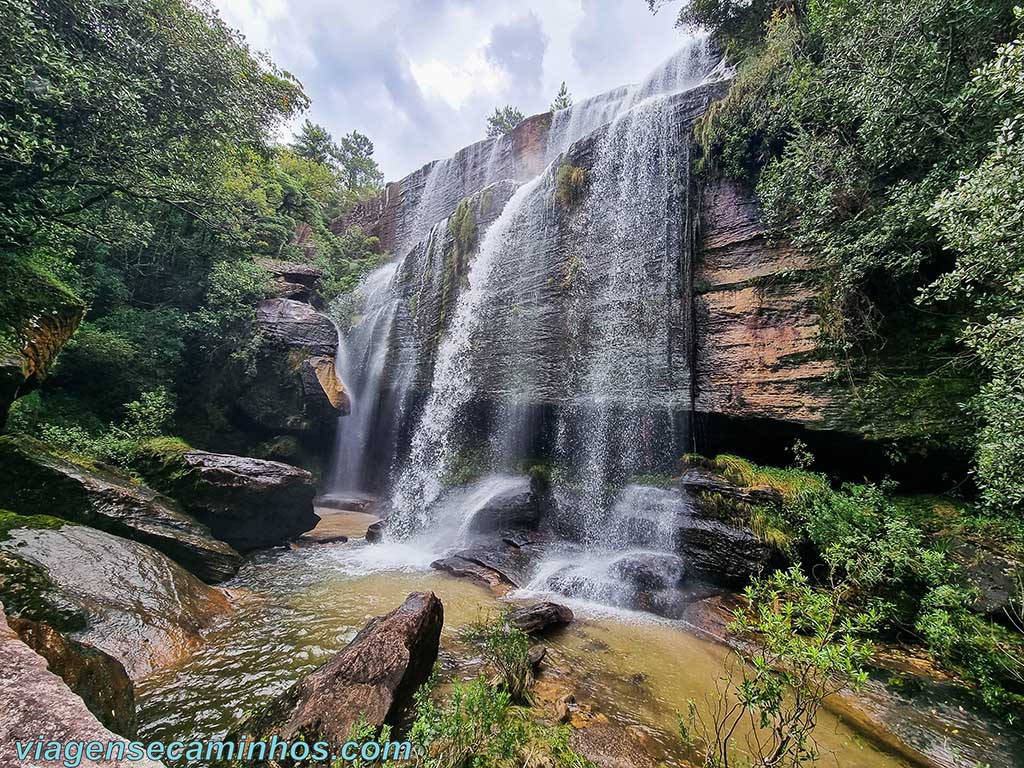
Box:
left=0, top=521, right=233, bottom=680
left=0, top=606, right=164, bottom=768
left=0, top=435, right=241, bottom=583
left=137, top=447, right=319, bottom=552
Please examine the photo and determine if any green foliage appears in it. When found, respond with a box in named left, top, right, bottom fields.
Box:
left=685, top=567, right=877, bottom=768
left=36, top=387, right=177, bottom=469
left=486, top=106, right=525, bottom=138
left=701, top=452, right=1024, bottom=719
left=554, top=164, right=589, bottom=208
left=406, top=674, right=592, bottom=768
left=551, top=81, right=573, bottom=111
left=688, top=0, right=1022, bottom=512
left=458, top=612, right=535, bottom=704
left=0, top=0, right=307, bottom=248
left=291, top=120, right=385, bottom=203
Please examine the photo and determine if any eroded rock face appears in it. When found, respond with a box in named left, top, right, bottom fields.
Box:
left=136, top=447, right=319, bottom=552
left=9, top=616, right=137, bottom=737
left=258, top=258, right=324, bottom=305
left=0, top=264, right=84, bottom=428
left=0, top=435, right=241, bottom=583
left=0, top=607, right=164, bottom=768
left=0, top=523, right=233, bottom=680
left=694, top=179, right=841, bottom=429
left=237, top=298, right=347, bottom=440
left=233, top=592, right=443, bottom=756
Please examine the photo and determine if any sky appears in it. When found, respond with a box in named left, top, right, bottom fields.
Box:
left=211, top=0, right=690, bottom=181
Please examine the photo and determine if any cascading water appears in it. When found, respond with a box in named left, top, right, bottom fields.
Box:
left=326, top=262, right=401, bottom=493
left=329, top=34, right=727, bottom=614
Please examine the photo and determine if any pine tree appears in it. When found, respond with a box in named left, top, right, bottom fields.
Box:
left=551, top=81, right=573, bottom=111
left=486, top=106, right=525, bottom=137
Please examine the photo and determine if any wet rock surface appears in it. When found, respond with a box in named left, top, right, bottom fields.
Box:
left=232, top=592, right=443, bottom=758
left=0, top=607, right=164, bottom=768
left=237, top=298, right=345, bottom=440
left=674, top=468, right=780, bottom=587
left=464, top=475, right=544, bottom=535
left=9, top=615, right=137, bottom=737
left=609, top=552, right=687, bottom=591
left=949, top=538, right=1023, bottom=623
left=507, top=602, right=574, bottom=634
left=0, top=523, right=232, bottom=680
left=137, top=447, right=319, bottom=552
left=0, top=435, right=241, bottom=582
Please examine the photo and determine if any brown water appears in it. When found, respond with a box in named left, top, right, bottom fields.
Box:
left=136, top=540, right=908, bottom=767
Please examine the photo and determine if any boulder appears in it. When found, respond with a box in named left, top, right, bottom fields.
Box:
left=236, top=299, right=347, bottom=440
left=0, top=607, right=164, bottom=768
left=232, top=592, right=443, bottom=756
left=950, top=538, right=1023, bottom=623
left=0, top=517, right=233, bottom=680
left=609, top=552, right=687, bottom=592
left=0, top=259, right=84, bottom=428
left=0, top=435, right=241, bottom=583
left=300, top=355, right=351, bottom=418
left=365, top=519, right=386, bottom=543
left=255, top=298, right=337, bottom=355
left=673, top=467, right=781, bottom=587
left=507, top=602, right=573, bottom=635
left=9, top=616, right=136, bottom=738
left=673, top=514, right=774, bottom=588
left=136, top=446, right=319, bottom=552
left=464, top=475, right=546, bottom=535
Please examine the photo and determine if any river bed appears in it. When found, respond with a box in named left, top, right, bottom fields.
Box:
left=136, top=539, right=909, bottom=768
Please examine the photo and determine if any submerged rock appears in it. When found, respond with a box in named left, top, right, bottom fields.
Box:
left=232, top=592, right=442, bottom=758
left=8, top=616, right=136, bottom=738
left=0, top=519, right=233, bottom=679
left=0, top=607, right=164, bottom=768
left=507, top=602, right=574, bottom=635
left=0, top=435, right=241, bottom=583
left=136, top=445, right=319, bottom=552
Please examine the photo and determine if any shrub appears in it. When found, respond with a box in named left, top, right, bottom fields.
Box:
left=458, top=612, right=534, bottom=704
left=554, top=164, right=589, bottom=207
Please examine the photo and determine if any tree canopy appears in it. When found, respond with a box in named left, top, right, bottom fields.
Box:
left=485, top=106, right=525, bottom=137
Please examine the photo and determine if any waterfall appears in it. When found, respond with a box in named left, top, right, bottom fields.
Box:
left=326, top=260, right=403, bottom=493
left=388, top=175, right=547, bottom=535
left=328, top=33, right=724, bottom=570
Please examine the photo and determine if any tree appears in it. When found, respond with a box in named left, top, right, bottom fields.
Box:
left=485, top=106, right=525, bottom=137
left=551, top=81, right=573, bottom=111
left=682, top=568, right=878, bottom=768
left=0, top=0, right=307, bottom=249
left=291, top=120, right=337, bottom=166
left=335, top=131, right=385, bottom=194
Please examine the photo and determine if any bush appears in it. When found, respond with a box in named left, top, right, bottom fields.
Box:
left=458, top=612, right=535, bottom=704
left=406, top=675, right=592, bottom=768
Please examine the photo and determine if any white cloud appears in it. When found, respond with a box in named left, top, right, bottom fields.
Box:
left=211, top=0, right=690, bottom=180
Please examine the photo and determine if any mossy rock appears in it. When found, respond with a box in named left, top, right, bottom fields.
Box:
left=0, top=544, right=87, bottom=632
left=0, top=255, right=85, bottom=425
